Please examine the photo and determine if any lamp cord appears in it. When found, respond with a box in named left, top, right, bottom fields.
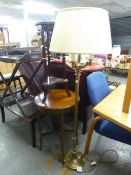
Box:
left=76, top=149, right=118, bottom=173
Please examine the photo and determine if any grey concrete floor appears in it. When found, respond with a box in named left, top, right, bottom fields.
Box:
left=0, top=71, right=131, bottom=175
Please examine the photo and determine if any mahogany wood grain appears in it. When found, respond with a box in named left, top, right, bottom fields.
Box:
left=35, top=89, right=75, bottom=111
left=35, top=89, right=76, bottom=165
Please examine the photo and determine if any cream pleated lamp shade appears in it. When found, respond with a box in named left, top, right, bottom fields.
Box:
left=49, top=7, right=112, bottom=55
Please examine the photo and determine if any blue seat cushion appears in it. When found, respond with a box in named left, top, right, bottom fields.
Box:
left=95, top=120, right=131, bottom=145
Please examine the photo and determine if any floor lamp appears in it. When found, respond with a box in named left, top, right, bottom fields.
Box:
left=49, top=7, right=112, bottom=170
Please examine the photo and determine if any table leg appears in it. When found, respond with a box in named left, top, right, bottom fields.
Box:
left=59, top=111, right=64, bottom=165
left=30, top=120, right=36, bottom=147
left=38, top=112, right=43, bottom=150
left=0, top=106, right=5, bottom=123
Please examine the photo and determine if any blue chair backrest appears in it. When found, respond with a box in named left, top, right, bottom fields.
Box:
left=86, top=72, right=111, bottom=106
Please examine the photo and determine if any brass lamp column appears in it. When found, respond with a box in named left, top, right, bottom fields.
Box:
left=65, top=57, right=87, bottom=169
left=49, top=7, right=112, bottom=170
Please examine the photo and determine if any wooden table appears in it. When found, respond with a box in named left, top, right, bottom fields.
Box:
left=35, top=89, right=76, bottom=165
left=93, top=84, right=131, bottom=132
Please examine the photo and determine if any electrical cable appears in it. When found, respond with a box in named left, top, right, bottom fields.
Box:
left=99, top=149, right=118, bottom=164
left=76, top=149, right=118, bottom=174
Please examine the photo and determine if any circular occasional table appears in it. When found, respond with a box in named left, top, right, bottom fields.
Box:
left=35, top=89, right=76, bottom=165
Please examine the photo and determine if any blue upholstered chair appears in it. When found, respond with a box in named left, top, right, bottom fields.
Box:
left=84, top=71, right=131, bottom=155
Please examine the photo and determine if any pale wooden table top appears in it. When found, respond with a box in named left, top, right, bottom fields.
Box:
left=93, top=84, right=131, bottom=132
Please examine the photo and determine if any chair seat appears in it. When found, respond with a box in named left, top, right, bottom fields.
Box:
left=95, top=120, right=131, bottom=145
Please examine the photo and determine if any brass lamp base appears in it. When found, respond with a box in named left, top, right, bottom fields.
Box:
left=65, top=149, right=85, bottom=170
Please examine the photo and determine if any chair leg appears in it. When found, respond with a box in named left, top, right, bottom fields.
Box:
left=18, top=77, right=23, bottom=90
left=59, top=111, right=64, bottom=165
left=64, top=83, right=71, bottom=97
left=84, top=116, right=102, bottom=155
left=1, top=106, right=5, bottom=123
left=30, top=120, right=36, bottom=148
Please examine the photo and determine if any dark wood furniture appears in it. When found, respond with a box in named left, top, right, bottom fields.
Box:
left=19, top=58, right=105, bottom=135
left=35, top=89, right=76, bottom=165
left=35, top=22, right=71, bottom=102
left=35, top=22, right=54, bottom=58
left=49, top=61, right=105, bottom=133
left=0, top=52, right=44, bottom=147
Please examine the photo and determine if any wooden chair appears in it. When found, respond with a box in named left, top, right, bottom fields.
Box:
left=36, top=22, right=71, bottom=102
left=0, top=52, right=44, bottom=147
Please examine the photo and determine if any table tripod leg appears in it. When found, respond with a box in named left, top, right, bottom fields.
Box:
left=59, top=111, right=64, bottom=165
left=1, top=106, right=5, bottom=123
left=30, top=120, right=36, bottom=147
left=38, top=112, right=42, bottom=150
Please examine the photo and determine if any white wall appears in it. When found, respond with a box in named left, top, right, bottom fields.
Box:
left=0, top=15, right=37, bottom=47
